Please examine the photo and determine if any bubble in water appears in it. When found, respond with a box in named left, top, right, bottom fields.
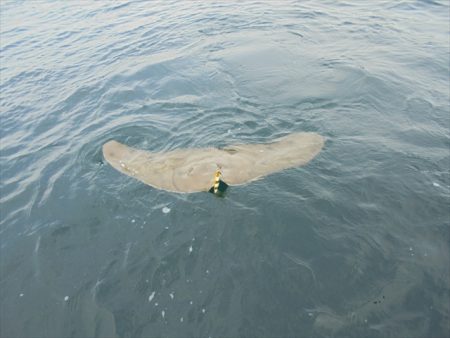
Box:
left=162, top=207, right=171, bottom=214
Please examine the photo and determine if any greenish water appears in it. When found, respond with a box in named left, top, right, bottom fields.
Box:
left=1, top=1, right=449, bottom=337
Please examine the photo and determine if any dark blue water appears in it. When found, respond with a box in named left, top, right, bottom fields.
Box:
left=1, top=1, right=449, bottom=337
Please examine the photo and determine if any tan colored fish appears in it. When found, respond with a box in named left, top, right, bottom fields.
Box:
left=102, top=132, right=324, bottom=194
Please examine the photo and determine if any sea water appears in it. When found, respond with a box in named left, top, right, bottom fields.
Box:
left=1, top=1, right=449, bottom=337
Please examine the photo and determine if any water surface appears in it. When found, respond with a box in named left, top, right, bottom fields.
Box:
left=1, top=1, right=449, bottom=337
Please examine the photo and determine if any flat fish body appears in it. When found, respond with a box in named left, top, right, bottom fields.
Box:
left=102, top=132, right=324, bottom=193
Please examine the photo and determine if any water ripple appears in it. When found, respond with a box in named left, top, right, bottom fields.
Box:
left=1, top=1, right=449, bottom=337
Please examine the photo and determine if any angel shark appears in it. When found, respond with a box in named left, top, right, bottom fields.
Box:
left=102, top=132, right=324, bottom=194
